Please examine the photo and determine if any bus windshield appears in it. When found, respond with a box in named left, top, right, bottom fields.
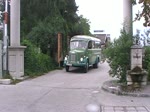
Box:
left=70, top=40, right=88, bottom=50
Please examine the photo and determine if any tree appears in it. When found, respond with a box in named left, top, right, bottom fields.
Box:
left=134, top=29, right=141, bottom=45
left=141, top=29, right=150, bottom=46
left=27, top=15, right=66, bottom=56
left=20, top=0, right=91, bottom=57
left=133, top=0, right=150, bottom=27
left=71, top=15, right=91, bottom=35
left=104, top=29, right=133, bottom=82
left=21, top=0, right=79, bottom=38
left=21, top=0, right=64, bottom=37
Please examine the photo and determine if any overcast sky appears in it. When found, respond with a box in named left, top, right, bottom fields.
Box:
left=75, top=0, right=146, bottom=40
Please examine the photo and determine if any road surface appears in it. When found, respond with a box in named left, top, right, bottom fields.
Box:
left=0, top=62, right=150, bottom=112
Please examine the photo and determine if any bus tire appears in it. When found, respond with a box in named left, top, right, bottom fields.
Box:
left=93, top=58, right=99, bottom=68
left=66, top=66, right=69, bottom=72
left=84, top=62, right=89, bottom=73
left=93, top=62, right=98, bottom=68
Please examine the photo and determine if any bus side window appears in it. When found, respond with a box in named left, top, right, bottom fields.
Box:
left=95, top=41, right=101, bottom=48
left=88, top=41, right=92, bottom=49
left=92, top=41, right=95, bottom=48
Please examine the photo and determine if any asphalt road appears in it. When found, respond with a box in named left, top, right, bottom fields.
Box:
left=0, top=62, right=150, bottom=112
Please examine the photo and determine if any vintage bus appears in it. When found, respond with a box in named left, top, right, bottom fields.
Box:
left=64, top=35, right=102, bottom=73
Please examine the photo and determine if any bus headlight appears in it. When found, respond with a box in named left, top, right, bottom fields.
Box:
left=80, top=57, right=83, bottom=62
left=64, top=57, right=67, bottom=61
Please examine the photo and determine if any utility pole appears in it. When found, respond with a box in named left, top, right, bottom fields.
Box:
left=3, top=0, right=9, bottom=77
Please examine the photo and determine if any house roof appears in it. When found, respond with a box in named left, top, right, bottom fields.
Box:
left=93, top=33, right=111, bottom=44
left=93, top=34, right=105, bottom=44
left=71, top=35, right=101, bottom=42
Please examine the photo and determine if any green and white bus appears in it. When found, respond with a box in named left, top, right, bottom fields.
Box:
left=64, top=35, right=102, bottom=73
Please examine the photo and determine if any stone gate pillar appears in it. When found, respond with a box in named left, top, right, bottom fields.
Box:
left=8, top=0, right=26, bottom=78
left=123, top=0, right=132, bottom=34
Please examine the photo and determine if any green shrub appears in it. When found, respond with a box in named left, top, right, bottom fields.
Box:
left=143, top=46, right=150, bottom=81
left=22, top=39, right=56, bottom=77
left=103, top=30, right=133, bottom=83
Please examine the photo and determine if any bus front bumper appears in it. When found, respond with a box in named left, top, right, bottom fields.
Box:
left=64, top=62, right=86, bottom=67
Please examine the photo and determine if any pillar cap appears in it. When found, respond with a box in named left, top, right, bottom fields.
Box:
left=131, top=44, right=142, bottom=49
left=8, top=46, right=26, bottom=49
left=8, top=46, right=26, bottom=51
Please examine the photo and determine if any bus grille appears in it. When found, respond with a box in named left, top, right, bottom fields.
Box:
left=70, top=54, right=76, bottom=61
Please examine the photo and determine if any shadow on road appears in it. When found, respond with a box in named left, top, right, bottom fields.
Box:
left=67, top=67, right=93, bottom=74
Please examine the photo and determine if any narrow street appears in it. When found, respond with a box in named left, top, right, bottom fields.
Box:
left=0, top=62, right=150, bottom=112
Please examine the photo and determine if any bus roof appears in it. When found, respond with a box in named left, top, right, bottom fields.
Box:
left=71, top=35, right=101, bottom=42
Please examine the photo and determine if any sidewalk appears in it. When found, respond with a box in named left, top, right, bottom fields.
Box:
left=102, top=79, right=150, bottom=97
left=101, top=105, right=150, bottom=112
left=99, top=80, right=150, bottom=112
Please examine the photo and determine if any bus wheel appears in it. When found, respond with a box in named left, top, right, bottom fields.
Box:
left=84, top=62, right=89, bottom=73
left=93, top=62, right=98, bottom=68
left=66, top=66, right=69, bottom=72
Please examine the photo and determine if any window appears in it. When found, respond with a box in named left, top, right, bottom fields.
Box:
left=88, top=41, right=92, bottom=49
left=95, top=41, right=101, bottom=48
left=70, top=40, right=88, bottom=50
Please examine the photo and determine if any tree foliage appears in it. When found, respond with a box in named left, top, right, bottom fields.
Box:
left=21, top=0, right=91, bottom=55
left=104, top=30, right=133, bottom=83
left=133, top=0, right=150, bottom=27
left=71, top=15, right=91, bottom=35
left=22, top=39, right=56, bottom=76
left=21, top=0, right=80, bottom=37
left=143, top=46, right=150, bottom=81
left=19, top=0, right=91, bottom=75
